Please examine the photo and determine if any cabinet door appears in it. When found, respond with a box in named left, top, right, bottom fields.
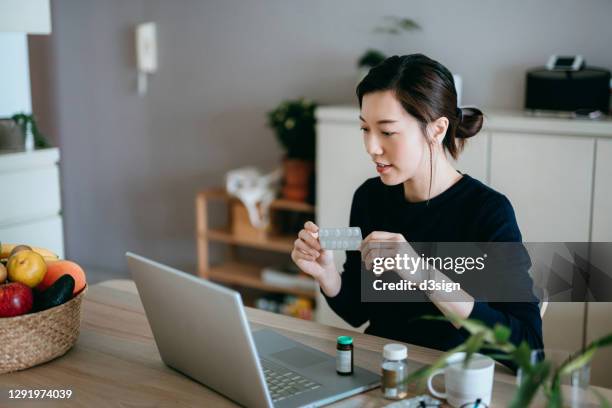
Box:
left=587, top=138, right=612, bottom=388
left=592, top=138, right=612, bottom=242
left=490, top=133, right=594, bottom=242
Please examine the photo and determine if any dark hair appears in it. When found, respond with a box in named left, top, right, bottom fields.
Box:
left=356, top=54, right=483, bottom=160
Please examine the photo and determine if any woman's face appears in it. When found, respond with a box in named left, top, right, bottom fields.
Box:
left=360, top=90, right=429, bottom=185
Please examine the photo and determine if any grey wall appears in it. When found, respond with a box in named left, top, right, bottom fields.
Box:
left=30, top=0, right=612, bottom=275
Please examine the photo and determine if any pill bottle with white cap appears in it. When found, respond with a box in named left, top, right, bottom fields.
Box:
left=381, top=343, right=408, bottom=399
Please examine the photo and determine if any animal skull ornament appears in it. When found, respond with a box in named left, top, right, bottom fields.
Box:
left=225, top=167, right=282, bottom=229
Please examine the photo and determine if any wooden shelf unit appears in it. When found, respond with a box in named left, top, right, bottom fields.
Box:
left=195, top=188, right=316, bottom=299
left=207, top=261, right=315, bottom=298
left=202, top=228, right=294, bottom=253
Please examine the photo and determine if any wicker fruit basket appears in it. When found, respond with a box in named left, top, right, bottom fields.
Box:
left=0, top=286, right=87, bottom=374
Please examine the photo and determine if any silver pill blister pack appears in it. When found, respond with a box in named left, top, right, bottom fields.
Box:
left=318, top=227, right=362, bottom=251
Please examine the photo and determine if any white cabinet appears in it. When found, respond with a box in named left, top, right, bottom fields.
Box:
left=490, top=133, right=594, bottom=242
left=0, top=148, right=64, bottom=257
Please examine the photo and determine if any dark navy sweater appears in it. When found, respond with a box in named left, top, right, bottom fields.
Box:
left=323, top=174, right=544, bottom=366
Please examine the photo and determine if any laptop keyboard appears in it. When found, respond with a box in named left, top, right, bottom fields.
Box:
left=260, top=358, right=321, bottom=402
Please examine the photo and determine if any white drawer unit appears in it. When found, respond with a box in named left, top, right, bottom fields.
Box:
left=0, top=148, right=64, bottom=257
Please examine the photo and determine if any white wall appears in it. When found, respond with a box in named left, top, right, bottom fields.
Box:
left=0, top=33, right=32, bottom=117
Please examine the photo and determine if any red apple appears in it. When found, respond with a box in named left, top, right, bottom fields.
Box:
left=0, top=282, right=33, bottom=317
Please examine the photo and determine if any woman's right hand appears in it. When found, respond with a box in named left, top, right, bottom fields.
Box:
left=291, top=221, right=341, bottom=297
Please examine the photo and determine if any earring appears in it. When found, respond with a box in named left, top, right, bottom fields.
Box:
left=426, top=142, right=433, bottom=207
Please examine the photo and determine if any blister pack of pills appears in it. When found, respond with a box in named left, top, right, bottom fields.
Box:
left=318, top=227, right=362, bottom=251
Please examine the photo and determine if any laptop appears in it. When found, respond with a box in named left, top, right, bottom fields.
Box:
left=126, top=253, right=380, bottom=407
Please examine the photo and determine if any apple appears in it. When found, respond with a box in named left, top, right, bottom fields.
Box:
left=0, top=282, right=33, bottom=317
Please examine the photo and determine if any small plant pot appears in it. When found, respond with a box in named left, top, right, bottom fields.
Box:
left=0, top=119, right=25, bottom=152
left=282, top=158, right=313, bottom=202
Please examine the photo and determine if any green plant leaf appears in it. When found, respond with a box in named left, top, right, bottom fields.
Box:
left=403, top=364, right=433, bottom=389
left=546, top=375, right=562, bottom=408
left=511, top=341, right=533, bottom=372
left=557, top=332, right=612, bottom=378
left=484, top=353, right=515, bottom=361
left=558, top=348, right=596, bottom=376
left=373, top=16, right=420, bottom=34
left=588, top=333, right=612, bottom=349
left=422, top=314, right=497, bottom=344
left=592, top=388, right=612, bottom=408
left=494, top=323, right=511, bottom=343
left=509, top=361, right=550, bottom=408
left=397, top=17, right=421, bottom=31
left=382, top=16, right=421, bottom=31
left=463, top=331, right=485, bottom=368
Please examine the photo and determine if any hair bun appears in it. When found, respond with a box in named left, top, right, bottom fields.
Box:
left=456, top=107, right=463, bottom=123
left=455, top=107, right=483, bottom=139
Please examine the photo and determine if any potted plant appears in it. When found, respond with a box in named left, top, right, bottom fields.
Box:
left=0, top=113, right=50, bottom=152
left=11, top=113, right=51, bottom=150
left=357, top=16, right=421, bottom=79
left=358, top=49, right=388, bottom=71
left=267, top=98, right=317, bottom=203
left=404, top=314, right=612, bottom=407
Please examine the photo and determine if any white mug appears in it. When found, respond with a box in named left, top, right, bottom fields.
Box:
left=427, top=352, right=495, bottom=407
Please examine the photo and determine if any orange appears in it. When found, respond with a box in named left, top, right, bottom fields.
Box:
left=7, top=250, right=47, bottom=288
left=37, top=260, right=86, bottom=294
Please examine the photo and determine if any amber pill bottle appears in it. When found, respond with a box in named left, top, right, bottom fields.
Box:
left=336, top=336, right=354, bottom=375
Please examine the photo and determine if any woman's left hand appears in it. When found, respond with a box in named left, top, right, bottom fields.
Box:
left=361, top=231, right=405, bottom=271
left=361, top=231, right=425, bottom=284
left=360, top=231, right=425, bottom=283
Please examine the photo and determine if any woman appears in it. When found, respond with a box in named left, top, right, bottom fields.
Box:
left=290, top=54, right=543, bottom=362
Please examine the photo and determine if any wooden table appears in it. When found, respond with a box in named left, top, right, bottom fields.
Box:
left=2, top=280, right=610, bottom=407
